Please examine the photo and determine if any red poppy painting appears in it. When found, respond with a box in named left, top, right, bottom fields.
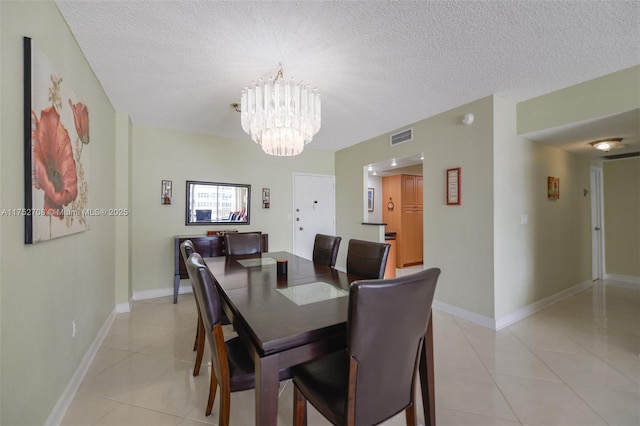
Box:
left=32, top=107, right=78, bottom=218
left=69, top=100, right=89, bottom=145
left=24, top=37, right=90, bottom=243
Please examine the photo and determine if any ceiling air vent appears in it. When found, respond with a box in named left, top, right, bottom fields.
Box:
left=604, top=152, right=640, bottom=160
left=390, top=128, right=413, bottom=146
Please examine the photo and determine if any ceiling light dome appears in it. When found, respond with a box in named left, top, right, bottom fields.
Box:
left=240, top=67, right=321, bottom=156
left=590, top=138, right=622, bottom=152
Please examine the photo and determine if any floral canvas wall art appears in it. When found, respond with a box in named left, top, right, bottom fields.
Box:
left=24, top=37, right=90, bottom=243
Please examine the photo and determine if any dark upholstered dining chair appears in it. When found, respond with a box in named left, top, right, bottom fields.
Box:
left=312, top=234, right=342, bottom=267
left=180, top=240, right=230, bottom=377
left=179, top=240, right=206, bottom=376
left=224, top=232, right=262, bottom=255
left=346, top=239, right=390, bottom=279
left=185, top=252, right=291, bottom=423
left=291, top=268, right=441, bottom=426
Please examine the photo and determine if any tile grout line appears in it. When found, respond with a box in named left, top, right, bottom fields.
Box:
left=448, top=314, right=524, bottom=425
left=507, top=324, right=611, bottom=426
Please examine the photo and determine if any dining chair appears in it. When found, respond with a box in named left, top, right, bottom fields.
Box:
left=179, top=240, right=206, bottom=377
left=291, top=267, right=441, bottom=426
left=224, top=232, right=262, bottom=255
left=180, top=240, right=230, bottom=377
left=312, top=234, right=342, bottom=267
left=345, top=238, right=390, bottom=279
left=185, top=252, right=291, bottom=423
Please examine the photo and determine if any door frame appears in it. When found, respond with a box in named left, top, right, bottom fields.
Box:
left=590, top=165, right=604, bottom=280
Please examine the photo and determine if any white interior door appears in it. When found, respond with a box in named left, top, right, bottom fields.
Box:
left=293, top=174, right=336, bottom=260
left=590, top=166, right=604, bottom=280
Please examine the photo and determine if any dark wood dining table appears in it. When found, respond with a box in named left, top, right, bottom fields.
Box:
left=204, top=251, right=435, bottom=425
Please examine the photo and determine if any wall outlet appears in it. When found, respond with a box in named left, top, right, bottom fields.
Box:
left=72, top=319, right=77, bottom=338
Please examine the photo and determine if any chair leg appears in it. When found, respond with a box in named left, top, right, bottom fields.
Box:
left=405, top=404, right=417, bottom=426
left=218, top=386, right=231, bottom=426
left=193, top=316, right=199, bottom=351
left=193, top=304, right=203, bottom=351
left=206, top=363, right=218, bottom=417
left=193, top=315, right=205, bottom=376
left=293, top=383, right=308, bottom=426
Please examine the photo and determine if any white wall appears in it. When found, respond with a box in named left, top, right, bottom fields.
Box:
left=0, top=2, right=116, bottom=424
left=130, top=124, right=334, bottom=294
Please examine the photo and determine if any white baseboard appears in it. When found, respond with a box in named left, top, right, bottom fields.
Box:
left=604, top=273, right=640, bottom=284
left=133, top=285, right=192, bottom=301
left=45, top=309, right=117, bottom=426
left=495, top=279, right=593, bottom=331
left=116, top=298, right=132, bottom=313
left=432, top=300, right=496, bottom=330
left=433, top=280, right=594, bottom=331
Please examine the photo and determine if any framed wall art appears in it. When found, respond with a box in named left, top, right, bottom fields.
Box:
left=446, top=167, right=461, bottom=205
left=162, top=180, right=172, bottom=205
left=24, top=37, right=91, bottom=243
left=367, top=188, right=374, bottom=212
left=547, top=176, right=560, bottom=200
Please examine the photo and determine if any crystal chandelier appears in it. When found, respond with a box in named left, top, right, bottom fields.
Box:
left=240, top=67, right=321, bottom=156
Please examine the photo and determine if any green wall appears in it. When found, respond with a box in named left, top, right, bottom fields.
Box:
left=518, top=66, right=640, bottom=286
left=130, top=125, right=334, bottom=295
left=0, top=1, right=117, bottom=424
left=494, top=96, right=593, bottom=319
left=1, top=2, right=637, bottom=423
left=114, top=113, right=133, bottom=307
left=604, top=158, right=640, bottom=277
left=336, top=96, right=497, bottom=318
left=517, top=66, right=640, bottom=135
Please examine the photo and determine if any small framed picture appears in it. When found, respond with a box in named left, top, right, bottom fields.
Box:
left=547, top=177, right=559, bottom=200
left=162, top=180, right=172, bottom=205
left=367, top=188, right=374, bottom=212
left=446, top=168, right=461, bottom=205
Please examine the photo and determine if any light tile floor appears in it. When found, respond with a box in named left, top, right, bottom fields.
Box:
left=62, top=277, right=639, bottom=425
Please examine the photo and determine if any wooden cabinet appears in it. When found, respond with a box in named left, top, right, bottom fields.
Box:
left=382, top=175, right=423, bottom=268
left=173, top=233, right=268, bottom=303
left=401, top=175, right=423, bottom=265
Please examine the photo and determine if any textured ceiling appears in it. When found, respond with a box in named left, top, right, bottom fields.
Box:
left=55, top=1, right=640, bottom=155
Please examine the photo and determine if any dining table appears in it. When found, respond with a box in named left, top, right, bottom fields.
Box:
left=204, top=251, right=435, bottom=425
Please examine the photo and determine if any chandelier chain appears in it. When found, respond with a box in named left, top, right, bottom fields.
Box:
left=274, top=67, right=284, bottom=82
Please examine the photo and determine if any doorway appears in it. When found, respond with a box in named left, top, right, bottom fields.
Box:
left=292, top=173, right=336, bottom=260
left=366, top=153, right=424, bottom=269
left=590, top=166, right=604, bottom=280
